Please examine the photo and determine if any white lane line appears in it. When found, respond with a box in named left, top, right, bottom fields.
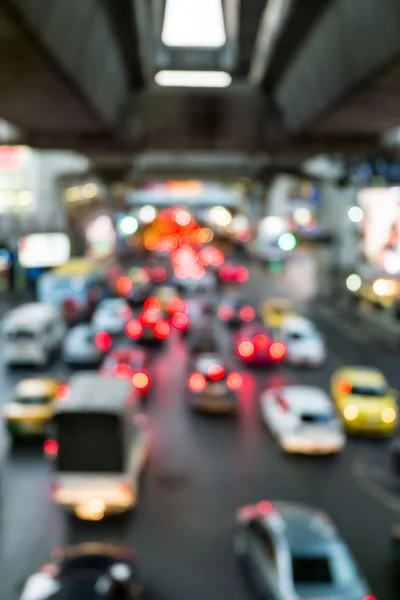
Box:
left=352, top=454, right=400, bottom=514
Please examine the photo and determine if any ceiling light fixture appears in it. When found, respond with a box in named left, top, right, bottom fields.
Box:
left=155, top=71, right=232, bottom=88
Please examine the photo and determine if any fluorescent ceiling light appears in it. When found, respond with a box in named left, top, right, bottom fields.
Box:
left=162, top=0, right=226, bottom=47
left=155, top=70, right=232, bottom=88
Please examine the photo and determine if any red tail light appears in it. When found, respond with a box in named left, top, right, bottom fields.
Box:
left=240, top=306, right=256, bottom=322
left=167, top=297, right=185, bottom=314
left=116, top=276, right=132, bottom=295
left=337, top=380, right=352, bottom=394
left=189, top=372, right=206, bottom=392
left=132, top=371, right=150, bottom=391
left=113, top=364, right=133, bottom=379
left=172, top=312, right=189, bottom=330
left=154, top=319, right=170, bottom=339
left=257, top=501, right=275, bottom=515
left=269, top=342, right=286, bottom=360
left=55, top=384, right=70, bottom=401
left=237, top=340, right=255, bottom=358
left=95, top=331, right=112, bottom=352
left=218, top=305, right=234, bottom=320
left=227, top=372, right=243, bottom=390
left=208, top=364, right=225, bottom=381
left=144, top=297, right=161, bottom=312
left=152, top=267, right=167, bottom=282
left=44, top=439, right=58, bottom=456
left=219, top=266, right=233, bottom=281
left=235, top=266, right=249, bottom=283
left=140, top=310, right=158, bottom=326
left=278, top=397, right=289, bottom=412
left=126, top=319, right=143, bottom=339
left=253, top=334, right=269, bottom=350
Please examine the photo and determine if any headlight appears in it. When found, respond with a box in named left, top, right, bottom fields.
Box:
left=382, top=407, right=396, bottom=424
left=343, top=405, right=359, bottom=421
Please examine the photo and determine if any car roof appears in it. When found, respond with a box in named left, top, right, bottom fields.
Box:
left=334, top=366, right=386, bottom=385
left=15, top=378, right=59, bottom=397
left=281, top=386, right=332, bottom=413
left=266, top=502, right=338, bottom=553
left=4, top=303, right=60, bottom=329
left=282, top=317, right=316, bottom=332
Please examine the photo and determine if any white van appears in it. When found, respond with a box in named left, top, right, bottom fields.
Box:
left=3, top=303, right=66, bottom=367
left=47, top=372, right=149, bottom=520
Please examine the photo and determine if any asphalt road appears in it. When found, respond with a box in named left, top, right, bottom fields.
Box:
left=1, top=256, right=400, bottom=599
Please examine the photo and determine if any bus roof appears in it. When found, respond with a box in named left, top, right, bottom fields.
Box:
left=52, top=259, right=100, bottom=277
left=4, top=303, right=61, bottom=330
left=53, top=372, right=133, bottom=415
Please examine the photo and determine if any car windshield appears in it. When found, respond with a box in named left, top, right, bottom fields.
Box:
left=350, top=385, right=388, bottom=397
left=16, top=395, right=49, bottom=405
left=292, top=546, right=360, bottom=590
left=300, top=413, right=334, bottom=425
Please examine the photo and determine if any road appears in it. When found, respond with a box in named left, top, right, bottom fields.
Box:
left=1, top=254, right=400, bottom=599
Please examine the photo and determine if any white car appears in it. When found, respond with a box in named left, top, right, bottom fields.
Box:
left=281, top=317, right=326, bottom=366
left=92, top=298, right=132, bottom=335
left=62, top=324, right=105, bottom=366
left=260, top=386, right=345, bottom=454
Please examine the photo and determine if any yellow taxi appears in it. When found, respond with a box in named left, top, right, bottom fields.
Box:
left=4, top=378, right=63, bottom=439
left=331, top=366, right=398, bottom=435
left=261, top=298, right=299, bottom=329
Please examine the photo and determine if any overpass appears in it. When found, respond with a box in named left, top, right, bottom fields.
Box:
left=0, top=0, right=400, bottom=178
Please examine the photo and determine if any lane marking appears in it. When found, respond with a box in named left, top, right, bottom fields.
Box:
left=352, top=454, right=400, bottom=514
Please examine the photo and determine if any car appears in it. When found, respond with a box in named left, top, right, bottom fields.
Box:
left=4, top=378, right=63, bottom=439
left=125, top=309, right=171, bottom=345
left=188, top=353, right=243, bottom=413
left=331, top=366, right=398, bottom=435
left=173, top=268, right=217, bottom=295
left=260, top=386, right=345, bottom=454
left=234, top=501, right=373, bottom=600
left=126, top=266, right=153, bottom=306
left=92, top=298, right=133, bottom=335
left=218, top=262, right=249, bottom=284
left=217, top=296, right=258, bottom=328
left=235, top=323, right=286, bottom=365
left=261, top=298, right=299, bottom=329
left=281, top=317, right=326, bottom=367
left=62, top=324, right=110, bottom=366
left=100, top=347, right=151, bottom=395
left=154, top=286, right=181, bottom=312
left=19, top=542, right=145, bottom=600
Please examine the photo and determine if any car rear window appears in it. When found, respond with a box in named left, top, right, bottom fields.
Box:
left=350, top=385, right=387, bottom=397
left=292, top=556, right=332, bottom=584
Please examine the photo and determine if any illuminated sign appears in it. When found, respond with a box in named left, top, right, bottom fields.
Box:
left=18, top=233, right=70, bottom=268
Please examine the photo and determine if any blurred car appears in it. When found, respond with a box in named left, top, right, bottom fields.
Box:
left=154, top=286, right=181, bottom=311
left=235, top=323, right=286, bottom=365
left=260, top=386, right=345, bottom=454
left=125, top=310, right=171, bottom=346
left=261, top=298, right=299, bottom=329
left=188, top=353, right=242, bottom=413
left=4, top=377, right=62, bottom=439
left=331, top=366, right=397, bottom=435
left=281, top=317, right=326, bottom=367
left=173, top=268, right=217, bottom=295
left=100, top=347, right=151, bottom=395
left=19, top=542, right=144, bottom=600
left=218, top=262, right=249, bottom=284
left=92, top=298, right=133, bottom=335
left=126, top=267, right=153, bottom=306
left=62, top=324, right=110, bottom=366
left=217, top=296, right=258, bottom=328
left=234, top=501, right=373, bottom=600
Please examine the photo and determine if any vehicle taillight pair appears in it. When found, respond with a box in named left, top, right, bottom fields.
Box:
left=237, top=340, right=286, bottom=360
left=125, top=318, right=170, bottom=340
left=189, top=371, right=243, bottom=392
